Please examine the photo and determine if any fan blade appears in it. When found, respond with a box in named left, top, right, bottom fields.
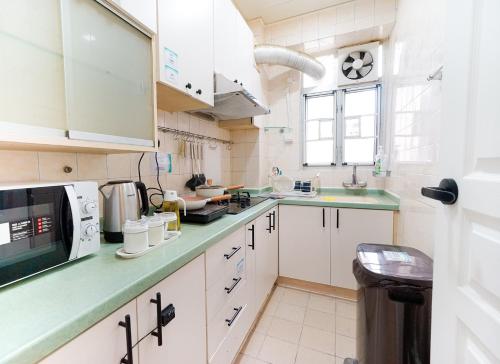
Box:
left=350, top=51, right=360, bottom=60
left=342, top=62, right=353, bottom=70
left=348, top=69, right=358, bottom=79
left=359, top=51, right=366, bottom=60
left=359, top=65, right=373, bottom=77
left=362, top=52, right=373, bottom=66
left=356, top=70, right=363, bottom=79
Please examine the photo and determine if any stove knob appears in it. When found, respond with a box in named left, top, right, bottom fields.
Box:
left=83, top=224, right=98, bottom=238
left=82, top=201, right=97, bottom=214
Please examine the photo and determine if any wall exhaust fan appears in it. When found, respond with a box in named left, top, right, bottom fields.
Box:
left=337, top=41, right=379, bottom=86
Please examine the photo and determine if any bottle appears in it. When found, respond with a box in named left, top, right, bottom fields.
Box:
left=162, top=190, right=185, bottom=231
left=375, top=146, right=384, bottom=175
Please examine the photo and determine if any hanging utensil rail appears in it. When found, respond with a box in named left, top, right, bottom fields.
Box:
left=157, top=126, right=232, bottom=145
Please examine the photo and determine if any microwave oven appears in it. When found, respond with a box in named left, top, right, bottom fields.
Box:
left=0, top=181, right=100, bottom=288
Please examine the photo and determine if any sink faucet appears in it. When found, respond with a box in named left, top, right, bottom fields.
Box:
left=343, top=164, right=367, bottom=189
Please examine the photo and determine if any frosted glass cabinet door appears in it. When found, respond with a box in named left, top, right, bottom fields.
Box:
left=0, top=0, right=67, bottom=132
left=61, top=0, right=155, bottom=146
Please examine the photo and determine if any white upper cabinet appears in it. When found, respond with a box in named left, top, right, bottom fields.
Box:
left=109, top=0, right=157, bottom=32
left=157, top=0, right=214, bottom=108
left=331, top=208, right=394, bottom=290
left=214, top=0, right=262, bottom=101
left=279, top=205, right=331, bottom=285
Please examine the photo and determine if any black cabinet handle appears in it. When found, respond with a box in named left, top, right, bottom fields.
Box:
left=421, top=178, right=458, bottom=205
left=224, top=246, right=241, bottom=260
left=225, top=306, right=243, bottom=326
left=336, top=209, right=339, bottom=229
left=185, top=83, right=192, bottom=89
left=266, top=214, right=272, bottom=233
left=322, top=208, right=325, bottom=228
left=119, top=315, right=133, bottom=364
left=271, top=211, right=276, bottom=231
left=196, top=89, right=202, bottom=95
left=234, top=79, right=238, bottom=83
left=248, top=224, right=255, bottom=250
left=225, top=277, right=242, bottom=294
left=150, top=293, right=163, bottom=346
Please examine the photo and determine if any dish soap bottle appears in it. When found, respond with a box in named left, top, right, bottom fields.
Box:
left=162, top=191, right=185, bottom=231
left=374, top=146, right=385, bottom=176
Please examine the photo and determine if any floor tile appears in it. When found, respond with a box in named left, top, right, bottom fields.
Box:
left=335, top=334, right=356, bottom=358
left=308, top=294, right=335, bottom=314
left=255, top=314, right=273, bottom=335
left=295, top=346, right=336, bottom=364
left=242, top=332, right=266, bottom=357
left=263, top=300, right=279, bottom=316
left=304, top=308, right=335, bottom=332
left=267, top=317, right=303, bottom=344
left=258, top=336, right=298, bottom=364
left=336, top=316, right=357, bottom=338
left=274, top=302, right=306, bottom=324
left=336, top=300, right=356, bottom=320
left=235, top=354, right=270, bottom=364
left=281, top=289, right=310, bottom=307
left=300, top=326, right=336, bottom=355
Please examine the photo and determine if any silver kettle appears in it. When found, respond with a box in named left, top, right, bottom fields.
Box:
left=99, top=180, right=149, bottom=243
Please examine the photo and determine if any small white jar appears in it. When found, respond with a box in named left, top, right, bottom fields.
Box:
left=146, top=216, right=165, bottom=246
left=155, top=212, right=178, bottom=234
left=123, top=220, right=149, bottom=253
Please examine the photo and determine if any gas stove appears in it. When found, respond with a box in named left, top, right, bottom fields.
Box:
left=218, top=191, right=268, bottom=214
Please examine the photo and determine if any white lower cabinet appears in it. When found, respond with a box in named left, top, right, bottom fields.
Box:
left=254, top=207, right=279, bottom=310
left=40, top=300, right=139, bottom=364
left=331, top=208, right=394, bottom=290
left=279, top=205, right=331, bottom=285
left=136, top=254, right=207, bottom=364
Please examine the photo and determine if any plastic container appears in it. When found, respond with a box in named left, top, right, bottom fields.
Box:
left=144, top=216, right=165, bottom=246
left=155, top=212, right=179, bottom=234
left=122, top=220, right=149, bottom=253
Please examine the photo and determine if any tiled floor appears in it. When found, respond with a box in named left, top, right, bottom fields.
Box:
left=237, top=286, right=358, bottom=364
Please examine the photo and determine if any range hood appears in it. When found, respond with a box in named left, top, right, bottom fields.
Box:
left=191, top=73, right=270, bottom=121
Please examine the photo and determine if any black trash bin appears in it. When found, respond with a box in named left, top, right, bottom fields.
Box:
left=353, top=243, right=433, bottom=364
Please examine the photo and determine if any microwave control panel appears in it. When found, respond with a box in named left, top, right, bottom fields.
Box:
left=73, top=181, right=100, bottom=257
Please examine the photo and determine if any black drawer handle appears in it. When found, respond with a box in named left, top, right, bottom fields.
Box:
left=421, top=178, right=458, bottom=205
left=248, top=225, right=255, bottom=250
left=224, top=246, right=241, bottom=260
left=196, top=89, right=202, bottom=95
left=185, top=83, right=192, bottom=89
left=225, top=306, right=243, bottom=326
left=225, top=277, right=242, bottom=294
left=150, top=292, right=163, bottom=346
left=119, top=315, right=133, bottom=364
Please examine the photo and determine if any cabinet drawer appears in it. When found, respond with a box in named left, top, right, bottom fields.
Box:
left=207, top=254, right=246, bottom=322
left=207, top=278, right=251, bottom=360
left=206, top=227, right=246, bottom=289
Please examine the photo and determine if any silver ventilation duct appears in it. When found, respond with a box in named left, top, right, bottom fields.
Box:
left=254, top=45, right=326, bottom=80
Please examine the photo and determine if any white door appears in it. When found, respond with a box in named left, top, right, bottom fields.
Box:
left=137, top=255, right=207, bottom=364
left=279, top=205, right=331, bottom=284
left=430, top=0, right=500, bottom=362
left=332, top=208, right=393, bottom=290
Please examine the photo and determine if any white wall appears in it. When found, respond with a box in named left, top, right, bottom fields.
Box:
left=383, top=0, right=446, bottom=257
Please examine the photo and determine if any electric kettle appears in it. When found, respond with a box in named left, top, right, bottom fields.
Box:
left=99, top=180, right=149, bottom=243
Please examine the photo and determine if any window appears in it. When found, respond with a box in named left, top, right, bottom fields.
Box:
left=303, top=85, right=381, bottom=166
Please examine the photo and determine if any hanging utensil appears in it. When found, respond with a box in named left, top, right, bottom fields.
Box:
left=199, top=142, right=206, bottom=185
left=185, top=141, right=198, bottom=191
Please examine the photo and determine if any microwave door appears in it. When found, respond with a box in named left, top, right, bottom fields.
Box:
left=64, top=185, right=81, bottom=261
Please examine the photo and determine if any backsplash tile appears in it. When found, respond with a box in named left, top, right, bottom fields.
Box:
left=0, top=151, right=39, bottom=182
left=38, top=152, right=77, bottom=181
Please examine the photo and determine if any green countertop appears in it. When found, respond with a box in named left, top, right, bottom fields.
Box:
left=0, top=191, right=398, bottom=364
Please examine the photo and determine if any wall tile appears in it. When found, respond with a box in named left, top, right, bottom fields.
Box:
left=77, top=153, right=107, bottom=180
left=38, top=152, right=77, bottom=181
left=107, top=154, right=132, bottom=180
left=0, top=151, right=39, bottom=182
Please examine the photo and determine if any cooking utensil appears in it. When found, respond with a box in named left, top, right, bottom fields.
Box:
left=185, top=142, right=199, bottom=191
left=199, top=143, right=206, bottom=185
left=180, top=194, right=232, bottom=210
left=195, top=184, right=244, bottom=198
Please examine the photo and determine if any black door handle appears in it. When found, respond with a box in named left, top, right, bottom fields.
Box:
left=266, top=214, right=272, bottom=233
left=119, top=315, right=133, bottom=364
left=271, top=211, right=276, bottom=231
left=150, top=293, right=163, bottom=346
left=421, top=178, right=458, bottom=205
left=248, top=224, right=255, bottom=250
left=322, top=208, right=325, bottom=228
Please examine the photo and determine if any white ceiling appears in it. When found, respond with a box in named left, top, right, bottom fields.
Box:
left=233, top=0, right=353, bottom=24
